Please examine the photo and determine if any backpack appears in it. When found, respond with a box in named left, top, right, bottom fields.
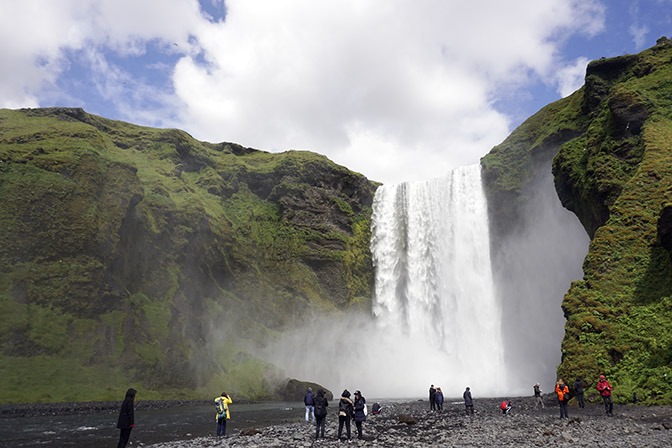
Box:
left=215, top=397, right=225, bottom=416
left=371, top=402, right=382, bottom=414
left=315, top=397, right=327, bottom=418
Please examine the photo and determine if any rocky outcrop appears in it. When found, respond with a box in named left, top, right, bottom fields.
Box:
left=0, top=108, right=377, bottom=402
left=275, top=379, right=333, bottom=401
left=482, top=39, right=672, bottom=404
left=660, top=202, right=672, bottom=257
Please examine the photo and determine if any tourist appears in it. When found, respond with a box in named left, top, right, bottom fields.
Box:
left=500, top=399, right=511, bottom=414
left=429, top=385, right=437, bottom=411
left=555, top=379, right=569, bottom=419
left=214, top=392, right=232, bottom=437
left=337, top=389, right=354, bottom=442
left=534, top=383, right=544, bottom=409
left=313, top=389, right=329, bottom=439
left=596, top=375, right=614, bottom=416
left=304, top=387, right=315, bottom=423
left=435, top=387, right=444, bottom=413
left=116, top=388, right=136, bottom=448
left=575, top=377, right=585, bottom=408
left=463, top=387, right=474, bottom=415
left=353, top=390, right=367, bottom=440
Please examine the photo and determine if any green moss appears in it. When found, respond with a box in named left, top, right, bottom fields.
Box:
left=481, top=88, right=587, bottom=194
left=1, top=106, right=377, bottom=403
left=142, top=299, right=172, bottom=340
left=0, top=355, right=133, bottom=403
left=554, top=43, right=672, bottom=404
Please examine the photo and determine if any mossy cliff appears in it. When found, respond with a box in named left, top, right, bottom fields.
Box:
left=0, top=108, right=377, bottom=403
left=482, top=37, right=672, bottom=403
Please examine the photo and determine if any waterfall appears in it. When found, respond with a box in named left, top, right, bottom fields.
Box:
left=265, top=162, right=587, bottom=399
left=371, top=164, right=505, bottom=394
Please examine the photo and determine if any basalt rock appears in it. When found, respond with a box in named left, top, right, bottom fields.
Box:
left=275, top=379, right=333, bottom=401
left=0, top=107, right=377, bottom=402
left=482, top=39, right=672, bottom=403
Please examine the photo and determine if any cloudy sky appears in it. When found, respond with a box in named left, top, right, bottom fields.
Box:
left=2, top=0, right=670, bottom=184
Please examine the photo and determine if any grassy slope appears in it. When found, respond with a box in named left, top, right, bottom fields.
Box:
left=0, top=108, right=376, bottom=403
left=555, top=43, right=672, bottom=403
left=484, top=40, right=672, bottom=404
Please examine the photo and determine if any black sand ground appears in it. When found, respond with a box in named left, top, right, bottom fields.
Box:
left=144, top=396, right=672, bottom=447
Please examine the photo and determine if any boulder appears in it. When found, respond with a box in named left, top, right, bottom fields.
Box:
left=274, top=379, right=333, bottom=401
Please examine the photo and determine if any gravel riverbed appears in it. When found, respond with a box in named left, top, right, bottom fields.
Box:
left=144, top=396, right=672, bottom=447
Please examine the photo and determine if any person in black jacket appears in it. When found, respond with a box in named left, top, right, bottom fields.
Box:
left=337, top=389, right=354, bottom=442
left=116, top=388, right=137, bottom=448
left=534, top=383, right=544, bottom=409
left=429, top=385, right=437, bottom=411
left=463, top=387, right=474, bottom=415
left=313, top=389, right=329, bottom=439
left=575, top=377, right=585, bottom=408
left=353, top=390, right=367, bottom=440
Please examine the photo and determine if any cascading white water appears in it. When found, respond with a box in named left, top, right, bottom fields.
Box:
left=263, top=161, right=586, bottom=398
left=264, top=161, right=587, bottom=399
left=371, top=164, right=505, bottom=392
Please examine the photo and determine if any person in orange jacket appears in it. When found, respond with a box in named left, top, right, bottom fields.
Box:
left=596, top=375, right=613, bottom=416
left=555, top=379, right=569, bottom=419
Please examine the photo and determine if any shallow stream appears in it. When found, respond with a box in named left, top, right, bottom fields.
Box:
left=0, top=401, right=302, bottom=447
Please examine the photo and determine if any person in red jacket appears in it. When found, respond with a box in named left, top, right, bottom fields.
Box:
left=596, top=375, right=613, bottom=416
left=500, top=399, right=511, bottom=414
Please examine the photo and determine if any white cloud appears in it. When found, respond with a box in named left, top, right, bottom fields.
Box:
left=627, top=2, right=650, bottom=50
left=172, top=0, right=605, bottom=183
left=629, top=23, right=650, bottom=49
left=1, top=0, right=607, bottom=183
left=554, top=57, right=590, bottom=98
left=0, top=0, right=203, bottom=114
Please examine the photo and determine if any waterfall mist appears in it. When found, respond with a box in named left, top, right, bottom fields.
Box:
left=491, top=163, right=589, bottom=395
left=265, top=165, right=504, bottom=398
left=264, top=163, right=588, bottom=399
left=371, top=165, right=505, bottom=395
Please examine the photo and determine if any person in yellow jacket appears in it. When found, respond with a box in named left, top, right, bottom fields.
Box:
left=214, top=392, right=232, bottom=437
left=555, top=379, right=569, bottom=419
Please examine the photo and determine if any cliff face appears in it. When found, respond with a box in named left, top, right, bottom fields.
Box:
left=0, top=108, right=377, bottom=402
left=483, top=38, right=672, bottom=403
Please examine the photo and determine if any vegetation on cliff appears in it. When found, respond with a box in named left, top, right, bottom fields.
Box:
left=0, top=108, right=377, bottom=403
left=2, top=39, right=671, bottom=407
left=483, top=38, right=672, bottom=403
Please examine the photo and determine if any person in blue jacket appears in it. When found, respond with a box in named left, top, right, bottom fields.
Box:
left=435, top=387, right=444, bottom=413
left=304, top=387, right=315, bottom=423
left=353, top=390, right=367, bottom=440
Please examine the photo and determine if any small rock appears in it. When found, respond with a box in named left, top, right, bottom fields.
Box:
left=398, top=414, right=417, bottom=425
left=240, top=428, right=262, bottom=436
